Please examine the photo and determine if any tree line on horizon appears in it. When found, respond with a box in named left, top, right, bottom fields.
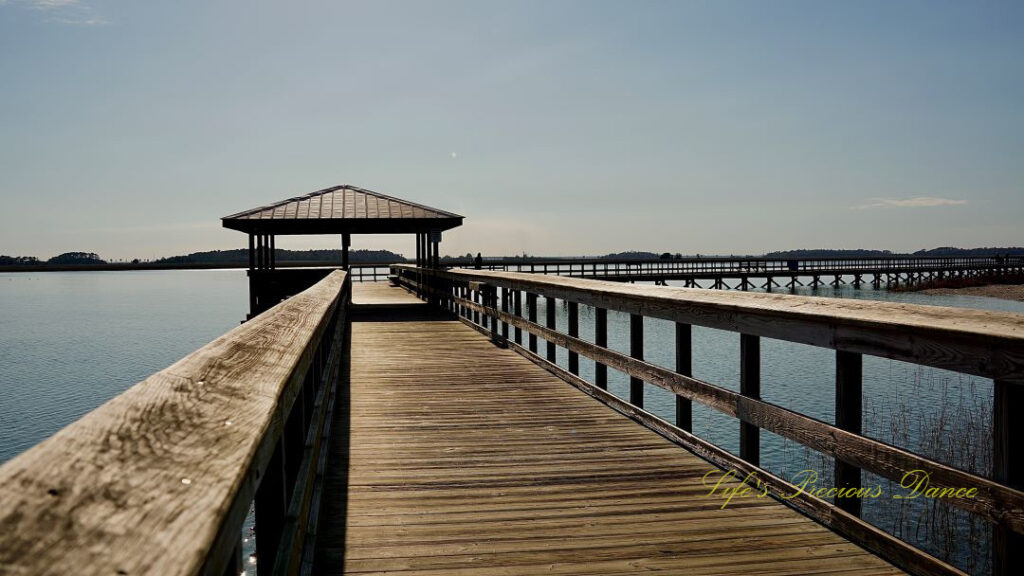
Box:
left=2, top=246, right=1022, bottom=267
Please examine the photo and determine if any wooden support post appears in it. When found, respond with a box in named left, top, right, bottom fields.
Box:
left=501, top=287, right=510, bottom=340
left=993, top=378, right=1024, bottom=576
left=630, top=314, right=644, bottom=408
left=223, top=537, right=243, bottom=576
left=487, top=286, right=499, bottom=344
left=676, top=323, right=692, bottom=432
left=248, top=234, right=255, bottom=269
left=473, top=289, right=481, bottom=326
left=254, top=438, right=286, bottom=573
left=513, top=290, right=523, bottom=345
left=835, top=351, right=862, bottom=517
left=342, top=233, right=351, bottom=271
left=546, top=296, right=557, bottom=363
left=568, top=301, right=579, bottom=375
left=527, top=293, right=538, bottom=353
left=269, top=235, right=276, bottom=269
left=740, top=334, right=760, bottom=466
left=595, top=307, right=608, bottom=389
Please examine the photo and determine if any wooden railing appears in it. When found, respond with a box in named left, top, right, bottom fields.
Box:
left=394, top=264, right=1024, bottom=576
left=455, top=255, right=1024, bottom=286
left=0, top=270, right=350, bottom=576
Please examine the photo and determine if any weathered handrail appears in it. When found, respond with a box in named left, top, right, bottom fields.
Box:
left=394, top=264, right=1024, bottom=576
left=0, top=270, right=350, bottom=576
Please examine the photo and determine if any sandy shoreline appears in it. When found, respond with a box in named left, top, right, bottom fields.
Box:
left=917, top=283, right=1024, bottom=302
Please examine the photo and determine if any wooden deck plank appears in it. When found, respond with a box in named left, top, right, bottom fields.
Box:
left=314, top=318, right=905, bottom=575
left=351, top=283, right=426, bottom=307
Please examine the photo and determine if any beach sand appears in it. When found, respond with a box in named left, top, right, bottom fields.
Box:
left=918, top=283, right=1024, bottom=302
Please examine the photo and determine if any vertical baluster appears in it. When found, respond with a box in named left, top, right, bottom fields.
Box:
left=835, top=350, right=862, bottom=517
left=994, top=378, right=1024, bottom=575
left=568, top=302, right=579, bottom=375
left=595, top=308, right=607, bottom=389
left=630, top=314, right=644, bottom=408
left=501, top=287, right=510, bottom=340
left=487, top=286, right=498, bottom=343
left=740, top=334, right=760, bottom=466
left=514, top=290, right=523, bottom=345
left=546, top=296, right=557, bottom=362
left=254, top=439, right=286, bottom=572
left=527, top=293, right=538, bottom=353
left=473, top=289, right=480, bottom=326
left=676, top=323, right=692, bottom=431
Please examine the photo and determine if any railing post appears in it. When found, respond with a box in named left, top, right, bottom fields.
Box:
left=486, top=285, right=499, bottom=344
left=473, top=288, right=481, bottom=326
left=501, top=287, right=510, bottom=340
left=514, top=290, right=523, bottom=345
left=595, top=307, right=607, bottom=389
left=630, top=314, right=644, bottom=408
left=568, top=301, right=579, bottom=375
left=993, top=378, right=1024, bottom=576
left=835, top=350, right=862, bottom=517
left=527, top=293, right=538, bottom=353
left=676, top=323, right=692, bottom=431
left=740, top=334, right=760, bottom=466
left=254, top=438, right=287, bottom=572
left=546, top=296, right=557, bottom=362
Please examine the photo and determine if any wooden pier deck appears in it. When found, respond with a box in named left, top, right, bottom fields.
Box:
left=315, top=285, right=904, bottom=575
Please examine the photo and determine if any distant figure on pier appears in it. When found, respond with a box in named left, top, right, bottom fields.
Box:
left=474, top=252, right=483, bottom=269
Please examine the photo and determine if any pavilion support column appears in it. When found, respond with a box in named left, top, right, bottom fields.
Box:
left=341, top=233, right=350, bottom=270
left=416, top=233, right=422, bottom=268
left=248, top=234, right=255, bottom=270
left=269, top=235, right=276, bottom=269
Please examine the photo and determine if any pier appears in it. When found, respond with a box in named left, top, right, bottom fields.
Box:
left=1, top=186, right=1022, bottom=576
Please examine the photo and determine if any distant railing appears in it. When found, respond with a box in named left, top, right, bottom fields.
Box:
left=394, top=264, right=1024, bottom=576
left=0, top=270, right=350, bottom=576
left=448, top=255, right=1024, bottom=287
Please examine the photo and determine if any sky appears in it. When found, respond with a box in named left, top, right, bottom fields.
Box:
left=1, top=0, right=1022, bottom=260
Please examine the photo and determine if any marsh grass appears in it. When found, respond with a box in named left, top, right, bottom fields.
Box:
left=779, top=366, right=993, bottom=574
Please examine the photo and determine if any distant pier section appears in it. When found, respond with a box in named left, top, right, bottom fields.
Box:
left=1, top=184, right=1022, bottom=576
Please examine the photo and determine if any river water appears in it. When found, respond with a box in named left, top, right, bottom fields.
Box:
left=1, top=269, right=1018, bottom=574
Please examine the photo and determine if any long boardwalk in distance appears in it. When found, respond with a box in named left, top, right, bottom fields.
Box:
left=1, top=186, right=1022, bottom=576
left=316, top=283, right=905, bottom=575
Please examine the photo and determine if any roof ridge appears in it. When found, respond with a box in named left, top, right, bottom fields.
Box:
left=221, top=184, right=464, bottom=222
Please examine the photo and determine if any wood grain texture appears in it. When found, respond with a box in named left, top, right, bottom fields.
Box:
left=394, top=265, right=1024, bottom=380
left=449, top=294, right=1024, bottom=532
left=314, top=317, right=905, bottom=575
left=0, top=271, right=349, bottom=576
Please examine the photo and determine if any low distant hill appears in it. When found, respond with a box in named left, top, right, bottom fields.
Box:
left=47, top=252, right=106, bottom=265
left=763, top=249, right=899, bottom=258
left=912, top=247, right=1024, bottom=256
left=599, top=251, right=662, bottom=260
left=764, top=248, right=1023, bottom=258
left=153, top=248, right=406, bottom=265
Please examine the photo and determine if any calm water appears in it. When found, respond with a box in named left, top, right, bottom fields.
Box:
left=1, top=270, right=1020, bottom=574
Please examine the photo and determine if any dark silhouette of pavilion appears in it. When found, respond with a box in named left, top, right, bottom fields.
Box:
left=222, top=184, right=462, bottom=317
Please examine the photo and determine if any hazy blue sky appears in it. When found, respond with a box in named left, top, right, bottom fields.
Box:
left=1, top=0, right=1021, bottom=260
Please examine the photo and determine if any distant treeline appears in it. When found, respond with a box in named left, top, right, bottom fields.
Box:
left=153, top=248, right=407, bottom=264
left=3, top=247, right=1022, bottom=268
left=764, top=247, right=1024, bottom=258
left=0, top=252, right=105, bottom=266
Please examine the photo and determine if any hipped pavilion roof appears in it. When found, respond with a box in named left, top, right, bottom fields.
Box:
left=222, top=185, right=463, bottom=236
